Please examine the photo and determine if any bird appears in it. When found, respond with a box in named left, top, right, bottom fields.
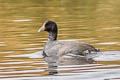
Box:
left=38, top=20, right=99, bottom=61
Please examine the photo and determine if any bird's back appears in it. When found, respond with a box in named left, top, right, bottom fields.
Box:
left=43, top=40, right=98, bottom=57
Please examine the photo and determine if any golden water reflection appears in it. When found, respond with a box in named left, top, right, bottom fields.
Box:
left=0, top=0, right=120, bottom=79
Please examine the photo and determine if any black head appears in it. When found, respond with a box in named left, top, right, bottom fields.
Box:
left=38, top=20, right=58, bottom=33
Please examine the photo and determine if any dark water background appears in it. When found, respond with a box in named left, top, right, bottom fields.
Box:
left=0, top=0, right=120, bottom=80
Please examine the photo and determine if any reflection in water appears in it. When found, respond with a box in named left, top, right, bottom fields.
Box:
left=13, top=19, right=32, bottom=22
left=43, top=50, right=97, bottom=75
left=6, top=50, right=120, bottom=77
left=44, top=56, right=58, bottom=75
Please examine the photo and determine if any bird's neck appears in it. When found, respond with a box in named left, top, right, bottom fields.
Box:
left=48, top=31, right=57, bottom=41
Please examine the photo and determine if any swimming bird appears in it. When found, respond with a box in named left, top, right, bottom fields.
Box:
left=38, top=20, right=99, bottom=60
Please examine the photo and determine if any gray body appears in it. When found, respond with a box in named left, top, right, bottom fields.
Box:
left=43, top=40, right=98, bottom=57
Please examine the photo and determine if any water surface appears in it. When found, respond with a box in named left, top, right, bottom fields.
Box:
left=0, top=0, right=120, bottom=80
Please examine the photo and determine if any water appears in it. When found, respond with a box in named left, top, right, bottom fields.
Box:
left=0, top=0, right=120, bottom=80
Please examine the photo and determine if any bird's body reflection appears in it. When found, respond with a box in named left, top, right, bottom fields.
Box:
left=43, top=51, right=96, bottom=75
left=44, top=56, right=58, bottom=75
